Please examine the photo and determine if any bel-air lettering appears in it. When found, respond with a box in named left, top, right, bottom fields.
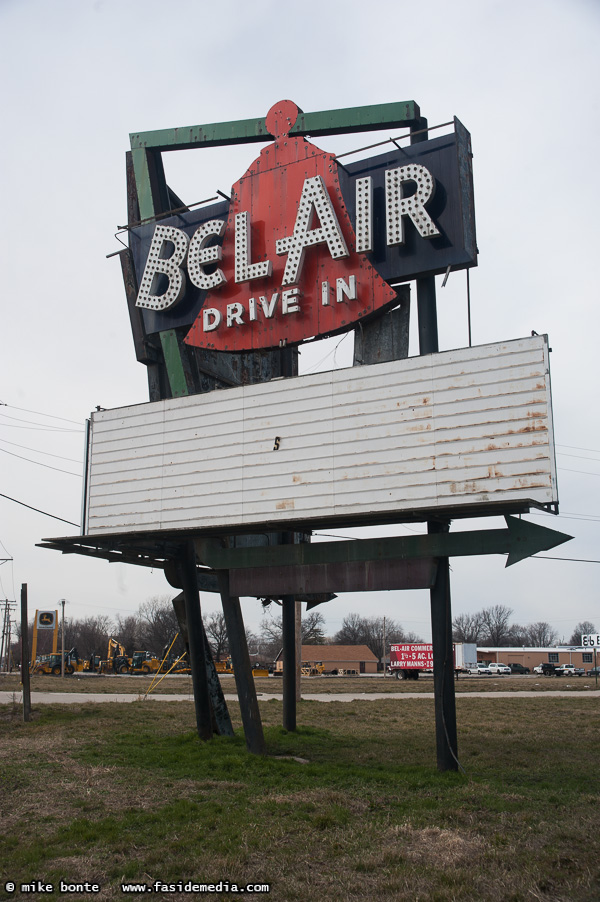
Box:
left=135, top=166, right=439, bottom=325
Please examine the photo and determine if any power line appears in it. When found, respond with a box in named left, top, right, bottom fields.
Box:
left=0, top=421, right=81, bottom=433
left=556, top=443, right=600, bottom=455
left=557, top=451, right=600, bottom=462
left=531, top=555, right=600, bottom=564
left=0, top=438, right=82, bottom=463
left=0, top=412, right=81, bottom=432
left=0, top=493, right=79, bottom=528
left=0, top=402, right=82, bottom=426
left=0, top=447, right=81, bottom=477
left=529, top=511, right=600, bottom=523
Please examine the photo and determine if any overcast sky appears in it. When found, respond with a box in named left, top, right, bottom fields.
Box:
left=1, top=0, right=599, bottom=646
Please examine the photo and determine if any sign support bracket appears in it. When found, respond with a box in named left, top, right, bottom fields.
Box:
left=179, top=543, right=213, bottom=742
left=217, top=570, right=266, bottom=755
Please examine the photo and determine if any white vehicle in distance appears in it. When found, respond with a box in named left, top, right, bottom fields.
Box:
left=488, top=662, right=511, bottom=675
left=469, top=662, right=492, bottom=674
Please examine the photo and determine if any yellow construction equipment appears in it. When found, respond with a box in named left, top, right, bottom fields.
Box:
left=300, top=661, right=325, bottom=676
left=98, top=638, right=130, bottom=673
left=32, top=648, right=87, bottom=675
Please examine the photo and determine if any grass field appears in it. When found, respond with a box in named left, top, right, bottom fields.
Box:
left=1, top=688, right=599, bottom=901
left=1, top=671, right=598, bottom=695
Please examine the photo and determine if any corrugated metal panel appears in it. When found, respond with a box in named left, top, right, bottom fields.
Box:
left=84, top=335, right=558, bottom=535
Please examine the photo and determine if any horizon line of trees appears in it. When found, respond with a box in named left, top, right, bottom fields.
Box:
left=452, top=605, right=595, bottom=649
left=10, top=598, right=595, bottom=667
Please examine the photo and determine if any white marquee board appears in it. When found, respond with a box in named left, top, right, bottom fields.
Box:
left=83, top=335, right=558, bottom=536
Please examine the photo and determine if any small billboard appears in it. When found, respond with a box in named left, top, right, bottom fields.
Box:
left=83, top=334, right=558, bottom=537
left=37, top=611, right=56, bottom=630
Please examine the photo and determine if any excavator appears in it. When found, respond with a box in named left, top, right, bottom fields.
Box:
left=32, top=647, right=87, bottom=675
left=99, top=638, right=130, bottom=674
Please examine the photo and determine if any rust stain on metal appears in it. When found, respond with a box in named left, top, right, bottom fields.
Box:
left=276, top=499, right=295, bottom=511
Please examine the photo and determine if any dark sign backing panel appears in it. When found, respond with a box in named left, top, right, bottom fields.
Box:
left=129, top=198, right=229, bottom=336
left=129, top=120, right=476, bottom=342
left=338, top=118, right=477, bottom=283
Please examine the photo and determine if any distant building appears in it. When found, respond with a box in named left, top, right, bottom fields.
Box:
left=274, top=644, right=379, bottom=674
left=477, top=647, right=596, bottom=670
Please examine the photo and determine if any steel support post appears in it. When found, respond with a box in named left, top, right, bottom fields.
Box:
left=412, top=116, right=458, bottom=772
left=179, top=543, right=213, bottom=741
left=416, top=275, right=439, bottom=355
left=20, top=584, right=31, bottom=723
left=282, top=594, right=297, bottom=731
left=428, top=522, right=458, bottom=771
left=281, top=526, right=297, bottom=731
left=295, top=601, right=302, bottom=703
left=217, top=571, right=265, bottom=755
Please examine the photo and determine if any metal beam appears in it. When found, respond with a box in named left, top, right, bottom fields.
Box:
left=130, top=101, right=420, bottom=152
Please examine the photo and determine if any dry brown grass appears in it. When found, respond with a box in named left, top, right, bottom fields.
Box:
left=1, top=694, right=599, bottom=900
left=2, top=671, right=596, bottom=698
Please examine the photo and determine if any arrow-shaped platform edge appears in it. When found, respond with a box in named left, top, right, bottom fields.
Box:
left=195, top=517, right=572, bottom=571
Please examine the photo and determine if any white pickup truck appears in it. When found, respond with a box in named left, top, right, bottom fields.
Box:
left=555, top=664, right=585, bottom=677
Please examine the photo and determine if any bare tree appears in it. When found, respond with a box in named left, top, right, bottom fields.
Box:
left=259, top=610, right=284, bottom=660
left=259, top=609, right=327, bottom=659
left=203, top=611, right=229, bottom=660
left=480, top=605, right=514, bottom=646
left=333, top=613, right=366, bottom=646
left=569, top=621, right=597, bottom=645
left=452, top=612, right=485, bottom=643
left=138, top=596, right=180, bottom=656
left=69, top=615, right=113, bottom=658
left=522, top=621, right=559, bottom=648
left=301, top=611, right=326, bottom=644
left=334, top=614, right=421, bottom=663
left=115, top=614, right=141, bottom=655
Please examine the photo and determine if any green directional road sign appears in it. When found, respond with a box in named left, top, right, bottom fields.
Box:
left=195, top=516, right=572, bottom=572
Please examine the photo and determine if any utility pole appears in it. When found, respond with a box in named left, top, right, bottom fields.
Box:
left=60, top=599, right=65, bottom=678
left=383, top=616, right=387, bottom=679
left=0, top=599, right=16, bottom=672
left=21, top=585, right=31, bottom=722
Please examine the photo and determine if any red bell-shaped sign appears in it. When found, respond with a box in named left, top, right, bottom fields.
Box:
left=184, top=100, right=397, bottom=352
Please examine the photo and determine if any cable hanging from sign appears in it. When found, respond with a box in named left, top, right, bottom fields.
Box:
left=334, top=119, right=456, bottom=162
left=117, top=195, right=221, bottom=232
left=108, top=195, right=222, bottom=258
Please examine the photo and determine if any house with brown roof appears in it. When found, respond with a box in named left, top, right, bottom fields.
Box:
left=274, top=644, right=379, bottom=674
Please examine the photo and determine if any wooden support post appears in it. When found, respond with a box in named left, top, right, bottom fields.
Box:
left=171, top=592, right=234, bottom=737
left=179, top=543, right=213, bottom=741
left=282, top=595, right=297, bottom=731
left=20, top=584, right=31, bottom=723
left=295, top=601, right=302, bottom=703
left=429, top=521, right=458, bottom=771
left=218, top=571, right=265, bottom=755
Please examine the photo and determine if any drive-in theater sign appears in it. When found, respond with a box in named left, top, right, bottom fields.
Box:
left=130, top=100, right=475, bottom=351
left=43, top=100, right=571, bottom=770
